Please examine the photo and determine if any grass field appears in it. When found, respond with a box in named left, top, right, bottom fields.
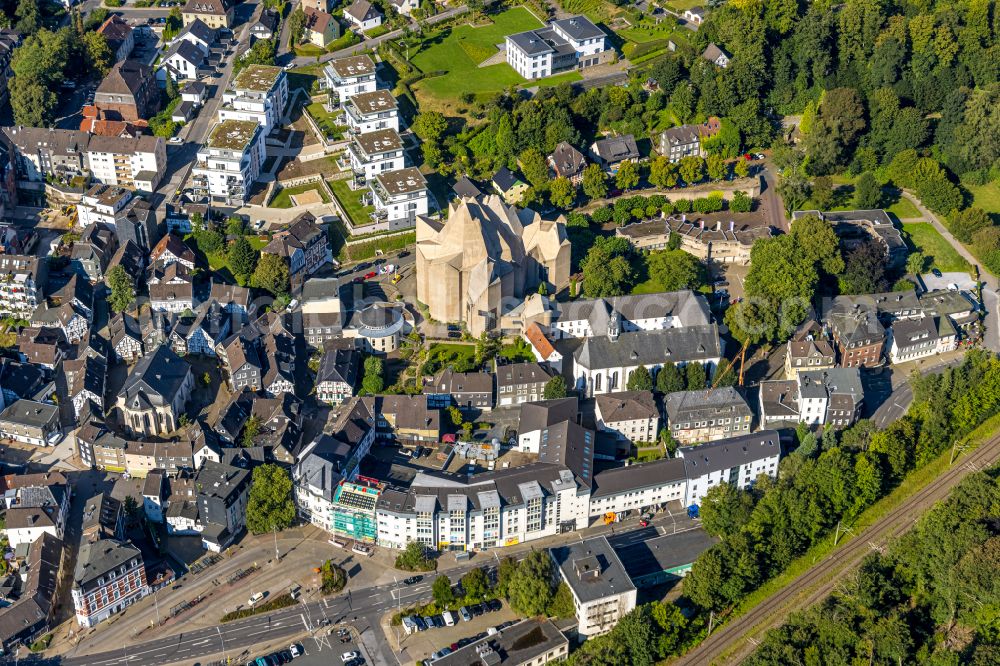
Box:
left=269, top=182, right=331, bottom=209
left=967, top=181, right=1000, bottom=215
left=561, top=0, right=623, bottom=23
left=305, top=103, right=345, bottom=142
left=886, top=195, right=920, bottom=219
left=902, top=222, right=973, bottom=274
left=410, top=8, right=581, bottom=111
left=328, top=178, right=374, bottom=228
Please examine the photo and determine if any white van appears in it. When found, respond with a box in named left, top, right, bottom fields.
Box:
left=442, top=611, right=457, bottom=627
left=248, top=592, right=264, bottom=606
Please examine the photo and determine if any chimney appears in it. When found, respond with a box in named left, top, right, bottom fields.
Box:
left=715, top=221, right=721, bottom=231
left=729, top=220, right=734, bottom=232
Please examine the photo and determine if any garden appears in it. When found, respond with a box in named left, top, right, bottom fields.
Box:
left=902, top=222, right=973, bottom=275
left=305, top=101, right=346, bottom=142
left=328, top=178, right=375, bottom=228
left=268, top=181, right=331, bottom=209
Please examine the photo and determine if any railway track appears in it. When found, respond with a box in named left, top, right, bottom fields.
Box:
left=676, top=430, right=1000, bottom=665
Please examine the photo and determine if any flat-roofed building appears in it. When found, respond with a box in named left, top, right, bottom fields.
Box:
left=0, top=400, right=60, bottom=446
left=345, top=89, right=399, bottom=134
left=348, top=128, right=404, bottom=181
left=369, top=167, right=428, bottom=231
left=191, top=120, right=265, bottom=205
left=432, top=618, right=569, bottom=666
left=549, top=535, right=636, bottom=638
left=218, top=65, right=288, bottom=133
left=324, top=55, right=378, bottom=107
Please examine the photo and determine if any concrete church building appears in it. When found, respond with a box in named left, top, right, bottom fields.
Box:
left=416, top=195, right=571, bottom=336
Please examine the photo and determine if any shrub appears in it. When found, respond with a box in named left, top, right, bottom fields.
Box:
left=220, top=593, right=296, bottom=622
left=591, top=207, right=613, bottom=224
left=395, top=542, right=438, bottom=572
left=320, top=560, right=347, bottom=594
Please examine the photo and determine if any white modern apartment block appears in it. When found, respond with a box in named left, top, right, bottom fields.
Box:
left=506, top=15, right=609, bottom=80
left=324, top=54, right=378, bottom=106
left=349, top=128, right=404, bottom=181
left=218, top=64, right=288, bottom=134
left=369, top=167, right=428, bottom=231
left=678, top=430, right=781, bottom=506
left=78, top=185, right=132, bottom=228
left=345, top=89, right=399, bottom=134
left=550, top=536, right=637, bottom=639
left=85, top=135, right=166, bottom=191
left=191, top=119, right=265, bottom=205
left=0, top=254, right=46, bottom=318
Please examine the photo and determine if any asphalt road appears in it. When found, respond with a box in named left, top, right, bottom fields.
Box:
left=674, top=423, right=1000, bottom=665
left=869, top=358, right=964, bottom=428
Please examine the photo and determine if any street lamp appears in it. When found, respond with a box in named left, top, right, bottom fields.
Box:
left=216, top=626, right=227, bottom=664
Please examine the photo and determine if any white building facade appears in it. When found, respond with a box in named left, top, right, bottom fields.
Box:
left=191, top=120, right=265, bottom=205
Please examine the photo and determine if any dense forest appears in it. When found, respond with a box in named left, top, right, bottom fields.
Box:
left=745, top=467, right=1000, bottom=665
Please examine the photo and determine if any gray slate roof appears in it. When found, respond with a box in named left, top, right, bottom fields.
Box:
left=575, top=324, right=722, bottom=371
left=677, top=429, right=781, bottom=477
left=549, top=535, right=635, bottom=604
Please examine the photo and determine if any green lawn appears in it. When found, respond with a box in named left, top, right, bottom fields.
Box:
left=410, top=8, right=581, bottom=110
left=561, top=0, right=623, bottom=23
left=902, top=222, right=973, bottom=274
left=305, top=103, right=345, bottom=142
left=424, top=343, right=477, bottom=374
left=294, top=43, right=325, bottom=57
left=328, top=178, right=375, bottom=228
left=886, top=195, right=920, bottom=219
left=269, top=182, right=331, bottom=209
left=967, top=181, right=1000, bottom=215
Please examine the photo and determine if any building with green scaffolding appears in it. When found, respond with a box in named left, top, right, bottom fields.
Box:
left=330, top=479, right=382, bottom=542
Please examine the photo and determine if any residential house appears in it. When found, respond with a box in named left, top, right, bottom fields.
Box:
left=0, top=29, right=22, bottom=107
left=825, top=306, right=886, bottom=368
left=2, top=481, right=70, bottom=551
left=0, top=400, right=60, bottom=447
left=64, top=355, right=107, bottom=420
left=31, top=275, right=93, bottom=344
left=97, top=15, right=134, bottom=62
left=71, top=539, right=149, bottom=628
left=109, top=312, right=143, bottom=363
left=683, top=7, right=705, bottom=25
left=702, top=43, right=730, bottom=67
left=261, top=212, right=331, bottom=280
left=369, top=167, right=429, bottom=231
left=344, top=0, right=384, bottom=32
left=888, top=316, right=957, bottom=364
left=15, top=327, right=66, bottom=371
left=759, top=368, right=864, bottom=428
left=93, top=60, right=159, bottom=123
left=217, top=313, right=296, bottom=396
left=349, top=128, right=405, bottom=181
left=785, top=320, right=836, bottom=378
left=303, top=7, right=341, bottom=47
left=194, top=461, right=251, bottom=551
left=250, top=9, right=279, bottom=40
left=678, top=430, right=781, bottom=505
left=151, top=234, right=196, bottom=270
left=516, top=397, right=579, bottom=453
left=388, top=0, right=419, bottom=15
left=0, top=532, right=61, bottom=655
left=191, top=119, right=265, bottom=205
left=372, top=395, right=442, bottom=444
left=219, top=64, right=289, bottom=134
left=148, top=262, right=195, bottom=314
left=174, top=18, right=215, bottom=56
left=589, top=134, right=639, bottom=172
left=160, top=40, right=204, bottom=82
left=659, top=118, right=720, bottom=163
left=300, top=277, right=343, bottom=348
left=665, top=387, right=752, bottom=445
left=452, top=176, right=482, bottom=200
left=80, top=492, right=125, bottom=544
left=550, top=290, right=711, bottom=340
left=84, top=134, right=166, bottom=191
left=181, top=81, right=209, bottom=107
left=345, top=89, right=399, bottom=135
left=549, top=536, right=636, bottom=638
left=184, top=301, right=231, bottom=356
left=117, top=345, right=194, bottom=437
left=522, top=321, right=563, bottom=372
left=0, top=254, right=46, bottom=318
left=506, top=15, right=610, bottom=80
left=209, top=281, right=251, bottom=324
left=71, top=223, right=119, bottom=282
left=496, top=362, right=553, bottom=407
left=0, top=359, right=56, bottom=408
left=77, top=185, right=157, bottom=252
left=594, top=391, right=659, bottom=443
left=315, top=346, right=361, bottom=406
left=181, top=0, right=234, bottom=29
left=492, top=166, right=529, bottom=205
left=324, top=55, right=378, bottom=107
left=547, top=141, right=587, bottom=185
left=425, top=369, right=493, bottom=412
left=107, top=240, right=146, bottom=290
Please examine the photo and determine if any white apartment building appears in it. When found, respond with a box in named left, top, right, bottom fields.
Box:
left=191, top=119, right=265, bottom=205
left=349, top=129, right=404, bottom=181
left=551, top=291, right=711, bottom=340
left=218, top=64, right=288, bottom=134
left=85, top=135, right=166, bottom=191
left=0, top=254, right=46, bottom=318
left=506, top=15, right=608, bottom=80
left=72, top=540, right=149, bottom=628
left=678, top=430, right=781, bottom=506
left=549, top=536, right=637, bottom=639
left=78, top=185, right=132, bottom=228
left=345, top=89, right=399, bottom=134
left=587, top=458, right=686, bottom=520
left=324, top=54, right=378, bottom=106
left=369, top=167, right=428, bottom=231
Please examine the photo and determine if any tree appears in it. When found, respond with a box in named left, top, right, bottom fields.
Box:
left=106, top=265, right=135, bottom=313
left=432, top=575, right=454, bottom=607
left=777, top=174, right=811, bottom=216
left=614, top=605, right=659, bottom=666
left=241, top=415, right=262, bottom=447
left=789, top=214, right=845, bottom=275
left=228, top=236, right=257, bottom=280
left=547, top=581, right=575, bottom=618
left=543, top=375, right=568, bottom=399
left=678, top=156, right=705, bottom=184
left=656, top=363, right=685, bottom=394
left=82, top=32, right=112, bottom=77
left=519, top=148, right=550, bottom=190
left=805, top=87, right=867, bottom=175
left=226, top=215, right=245, bottom=237
left=549, top=177, right=575, bottom=209
left=947, top=207, right=992, bottom=244
left=730, top=190, right=753, bottom=213
left=651, top=602, right=690, bottom=658
left=906, top=251, right=926, bottom=276
left=733, top=157, right=750, bottom=178
left=580, top=236, right=633, bottom=297
left=686, top=362, right=707, bottom=390
left=649, top=156, right=680, bottom=189
left=707, top=155, right=728, bottom=181
left=647, top=249, right=704, bottom=291
left=288, top=6, right=306, bottom=44
left=395, top=542, right=437, bottom=571
left=713, top=358, right=738, bottom=388
left=15, top=0, right=40, bottom=34
left=853, top=171, right=881, bottom=209
left=627, top=365, right=653, bottom=391
left=582, top=163, right=608, bottom=200
left=245, top=464, right=296, bottom=534
left=840, top=239, right=889, bottom=294
left=251, top=253, right=290, bottom=296
left=461, top=568, right=490, bottom=602
left=164, top=73, right=179, bottom=102
left=9, top=79, right=56, bottom=127
left=495, top=556, right=518, bottom=599
left=811, top=176, right=835, bottom=210
left=361, top=355, right=384, bottom=395
left=474, top=332, right=501, bottom=366
left=413, top=111, right=448, bottom=144
left=163, top=7, right=183, bottom=39
left=505, top=550, right=554, bottom=617
left=446, top=405, right=463, bottom=428
left=700, top=484, right=755, bottom=538
left=615, top=160, right=639, bottom=191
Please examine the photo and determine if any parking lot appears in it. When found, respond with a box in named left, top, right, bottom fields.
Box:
left=385, top=599, right=519, bottom=664
left=234, top=622, right=369, bottom=666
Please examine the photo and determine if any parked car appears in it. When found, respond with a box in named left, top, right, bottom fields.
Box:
left=289, top=644, right=302, bottom=658
left=341, top=652, right=359, bottom=663
left=423, top=615, right=436, bottom=628
left=398, top=250, right=410, bottom=258
left=932, top=268, right=943, bottom=277
left=459, top=607, right=472, bottom=622
left=403, top=575, right=423, bottom=585
left=486, top=599, right=502, bottom=612
left=248, top=592, right=264, bottom=606
left=364, top=271, right=377, bottom=279
left=469, top=603, right=484, bottom=616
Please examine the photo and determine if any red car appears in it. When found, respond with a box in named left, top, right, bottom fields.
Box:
left=743, top=153, right=752, bottom=160
left=639, top=519, right=649, bottom=528
left=364, top=271, right=377, bottom=279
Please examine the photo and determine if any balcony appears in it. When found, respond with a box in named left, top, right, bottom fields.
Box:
left=370, top=208, right=387, bottom=222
